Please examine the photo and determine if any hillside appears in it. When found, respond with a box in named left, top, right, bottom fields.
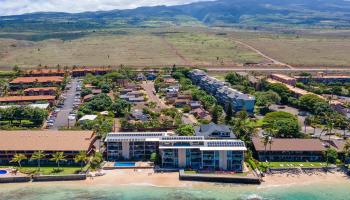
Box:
left=1, top=0, right=350, bottom=33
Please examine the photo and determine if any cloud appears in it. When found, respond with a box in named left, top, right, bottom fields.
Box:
left=0, top=0, right=208, bottom=16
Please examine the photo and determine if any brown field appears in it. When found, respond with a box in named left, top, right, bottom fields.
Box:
left=1, top=28, right=350, bottom=70
left=227, top=32, right=350, bottom=67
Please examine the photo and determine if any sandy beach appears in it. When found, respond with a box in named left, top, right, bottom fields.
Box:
left=1, top=168, right=349, bottom=190
left=261, top=171, right=350, bottom=187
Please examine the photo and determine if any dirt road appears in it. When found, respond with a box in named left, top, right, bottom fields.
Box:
left=234, top=40, right=295, bottom=69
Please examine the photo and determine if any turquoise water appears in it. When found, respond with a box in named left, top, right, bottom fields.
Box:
left=114, top=162, right=136, bottom=167
left=0, top=182, right=349, bottom=200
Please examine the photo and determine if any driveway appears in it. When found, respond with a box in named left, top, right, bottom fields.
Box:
left=51, top=78, right=78, bottom=129
left=140, top=81, right=168, bottom=109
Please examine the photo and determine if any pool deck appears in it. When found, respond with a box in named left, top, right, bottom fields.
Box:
left=103, top=162, right=154, bottom=170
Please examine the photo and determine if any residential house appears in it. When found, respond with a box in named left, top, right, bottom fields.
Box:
left=191, top=108, right=211, bottom=120
left=130, top=109, right=150, bottom=122
left=195, top=122, right=236, bottom=139
left=189, top=101, right=201, bottom=109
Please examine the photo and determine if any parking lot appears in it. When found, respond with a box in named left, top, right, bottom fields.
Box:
left=48, top=78, right=81, bottom=129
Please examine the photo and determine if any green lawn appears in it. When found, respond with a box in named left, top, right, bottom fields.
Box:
left=266, top=162, right=327, bottom=169
left=0, top=166, right=82, bottom=175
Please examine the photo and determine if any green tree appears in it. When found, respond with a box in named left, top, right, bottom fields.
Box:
left=81, top=88, right=92, bottom=97
left=11, top=154, right=27, bottom=168
left=255, top=91, right=281, bottom=108
left=324, top=148, right=338, bottom=166
left=111, top=99, right=131, bottom=117
left=74, top=151, right=89, bottom=171
left=50, top=152, right=66, bottom=170
left=101, top=83, right=111, bottom=93
left=90, top=152, right=103, bottom=170
left=30, top=151, right=47, bottom=171
left=267, top=83, right=291, bottom=104
left=299, top=94, right=329, bottom=113
left=182, top=104, right=191, bottom=113
left=176, top=124, right=195, bottom=136
left=263, top=111, right=301, bottom=138
left=212, top=105, right=223, bottom=124
left=231, top=111, right=257, bottom=146
left=225, top=102, right=234, bottom=123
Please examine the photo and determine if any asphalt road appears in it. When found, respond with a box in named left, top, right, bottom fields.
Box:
left=140, top=81, right=169, bottom=109
left=51, top=78, right=78, bottom=129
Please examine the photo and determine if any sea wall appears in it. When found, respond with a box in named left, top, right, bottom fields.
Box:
left=32, top=174, right=86, bottom=182
left=0, top=176, right=31, bottom=183
left=179, top=170, right=261, bottom=184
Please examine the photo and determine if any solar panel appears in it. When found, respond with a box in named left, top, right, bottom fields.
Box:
left=207, top=141, right=245, bottom=147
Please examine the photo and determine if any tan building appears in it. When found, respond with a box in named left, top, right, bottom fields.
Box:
left=0, top=131, right=96, bottom=165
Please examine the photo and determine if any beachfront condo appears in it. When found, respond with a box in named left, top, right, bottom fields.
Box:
left=105, top=133, right=247, bottom=172
left=105, top=132, right=170, bottom=161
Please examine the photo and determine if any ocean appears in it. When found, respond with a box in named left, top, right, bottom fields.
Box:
left=0, top=182, right=349, bottom=200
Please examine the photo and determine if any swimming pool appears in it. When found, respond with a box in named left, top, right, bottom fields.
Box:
left=0, top=170, right=8, bottom=175
left=114, top=162, right=136, bottom=167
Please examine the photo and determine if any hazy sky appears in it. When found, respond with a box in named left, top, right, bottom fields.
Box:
left=0, top=0, right=209, bottom=16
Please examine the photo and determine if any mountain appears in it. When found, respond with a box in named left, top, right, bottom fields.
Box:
left=1, top=0, right=350, bottom=32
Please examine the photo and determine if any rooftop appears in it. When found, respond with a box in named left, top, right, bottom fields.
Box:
left=25, top=69, right=66, bottom=75
left=195, top=122, right=236, bottom=139
left=105, top=132, right=170, bottom=142
left=10, top=76, right=64, bottom=84
left=271, top=74, right=296, bottom=81
left=0, top=131, right=95, bottom=151
left=252, top=138, right=326, bottom=152
left=0, top=95, right=56, bottom=102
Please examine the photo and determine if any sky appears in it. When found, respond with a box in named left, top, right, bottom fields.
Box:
left=0, top=0, right=209, bottom=16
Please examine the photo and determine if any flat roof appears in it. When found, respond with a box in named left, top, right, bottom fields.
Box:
left=0, top=95, right=56, bottom=102
left=10, top=76, right=63, bottom=84
left=252, top=138, right=326, bottom=152
left=0, top=131, right=95, bottom=151
left=105, top=132, right=170, bottom=142
left=78, top=115, right=98, bottom=121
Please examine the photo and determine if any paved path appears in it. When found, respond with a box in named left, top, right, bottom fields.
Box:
left=234, top=40, right=295, bottom=69
left=140, top=81, right=169, bottom=109
left=52, top=78, right=78, bottom=129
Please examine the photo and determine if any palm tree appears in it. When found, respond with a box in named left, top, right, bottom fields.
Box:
left=321, top=119, right=334, bottom=140
left=74, top=151, right=89, bottom=171
left=261, top=134, right=269, bottom=161
left=11, top=154, right=27, bottom=168
left=30, top=151, right=47, bottom=172
left=50, top=152, right=66, bottom=170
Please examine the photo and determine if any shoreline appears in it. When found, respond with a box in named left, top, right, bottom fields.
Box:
left=0, top=169, right=349, bottom=190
